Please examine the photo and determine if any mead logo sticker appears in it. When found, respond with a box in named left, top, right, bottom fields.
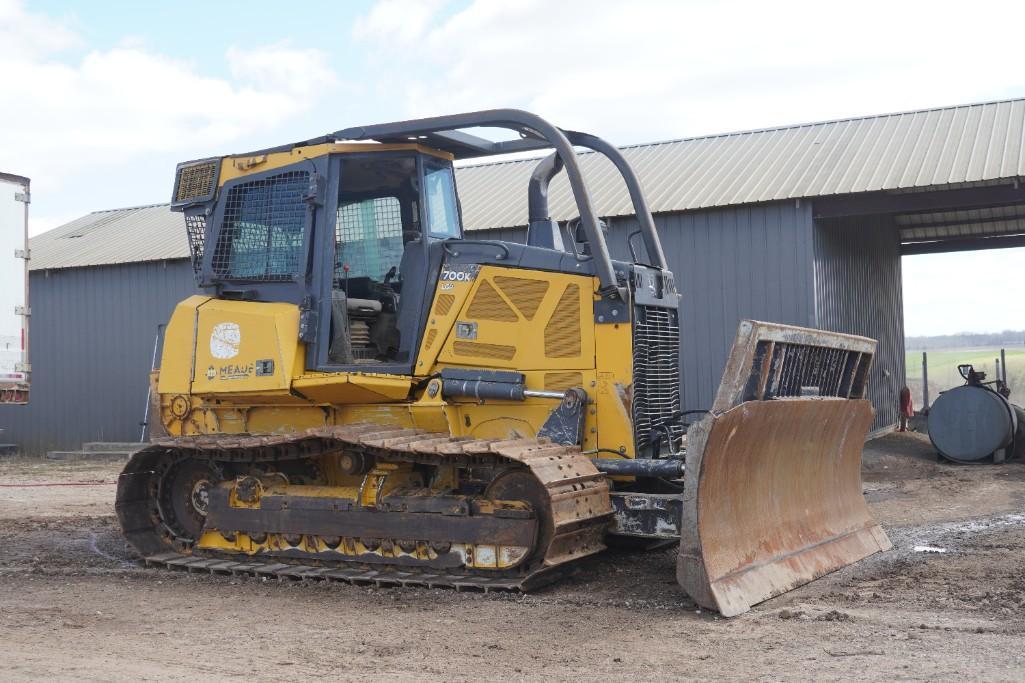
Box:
left=210, top=322, right=241, bottom=360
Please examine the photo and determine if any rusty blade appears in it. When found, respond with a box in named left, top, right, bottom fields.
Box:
left=676, top=398, right=891, bottom=617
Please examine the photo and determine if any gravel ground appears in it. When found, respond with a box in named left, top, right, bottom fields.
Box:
left=2, top=432, right=1024, bottom=681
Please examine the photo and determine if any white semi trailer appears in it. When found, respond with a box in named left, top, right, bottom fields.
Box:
left=0, top=172, right=29, bottom=404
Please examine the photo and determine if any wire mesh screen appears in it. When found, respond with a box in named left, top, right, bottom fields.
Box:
left=212, top=171, right=309, bottom=281
left=184, top=213, right=206, bottom=276
left=743, top=341, right=871, bottom=401
left=335, top=197, right=404, bottom=281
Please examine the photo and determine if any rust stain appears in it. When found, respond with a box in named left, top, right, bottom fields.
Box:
left=677, top=399, right=890, bottom=617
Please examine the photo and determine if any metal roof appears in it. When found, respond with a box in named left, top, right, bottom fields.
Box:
left=29, top=204, right=186, bottom=271
left=456, top=96, right=1025, bottom=230
left=29, top=96, right=1025, bottom=269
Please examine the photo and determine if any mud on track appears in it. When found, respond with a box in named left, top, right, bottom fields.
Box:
left=2, top=432, right=1025, bottom=681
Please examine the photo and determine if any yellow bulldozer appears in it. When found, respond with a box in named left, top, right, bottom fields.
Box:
left=116, top=109, right=890, bottom=616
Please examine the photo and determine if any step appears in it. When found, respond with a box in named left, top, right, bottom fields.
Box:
left=45, top=450, right=135, bottom=462
left=82, top=442, right=145, bottom=453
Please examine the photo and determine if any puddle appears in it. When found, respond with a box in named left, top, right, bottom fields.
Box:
left=893, top=513, right=1025, bottom=556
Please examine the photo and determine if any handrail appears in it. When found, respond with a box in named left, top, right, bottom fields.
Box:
left=524, top=132, right=669, bottom=270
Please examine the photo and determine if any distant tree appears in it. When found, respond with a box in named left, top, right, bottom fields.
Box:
left=905, top=330, right=1025, bottom=350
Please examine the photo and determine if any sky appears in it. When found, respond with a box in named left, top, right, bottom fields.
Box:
left=2, top=0, right=1025, bottom=337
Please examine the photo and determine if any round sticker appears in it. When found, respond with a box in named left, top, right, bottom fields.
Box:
left=210, top=322, right=241, bottom=359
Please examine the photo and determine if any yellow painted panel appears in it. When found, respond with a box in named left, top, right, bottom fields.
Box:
left=594, top=318, right=635, bottom=457
left=414, top=265, right=477, bottom=374
left=157, top=295, right=209, bottom=395
left=217, top=143, right=453, bottom=186
left=292, top=372, right=413, bottom=403
left=435, top=266, right=597, bottom=371
left=190, top=299, right=302, bottom=395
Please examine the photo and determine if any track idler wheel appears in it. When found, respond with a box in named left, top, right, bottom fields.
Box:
left=485, top=470, right=551, bottom=562
left=161, top=459, right=220, bottom=547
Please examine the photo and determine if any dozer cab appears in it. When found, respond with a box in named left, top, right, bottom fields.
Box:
left=116, top=109, right=890, bottom=616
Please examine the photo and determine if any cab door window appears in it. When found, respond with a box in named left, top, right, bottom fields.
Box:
left=329, top=156, right=421, bottom=364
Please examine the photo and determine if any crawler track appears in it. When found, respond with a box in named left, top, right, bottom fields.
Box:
left=116, top=424, right=613, bottom=591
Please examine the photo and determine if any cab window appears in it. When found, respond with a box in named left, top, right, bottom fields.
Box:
left=423, top=161, right=460, bottom=238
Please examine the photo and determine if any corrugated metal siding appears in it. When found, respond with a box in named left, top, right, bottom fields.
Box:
left=29, top=204, right=187, bottom=271
left=813, top=215, right=905, bottom=432
left=475, top=200, right=817, bottom=413
left=455, top=97, right=1025, bottom=231
left=897, top=203, right=1025, bottom=241
left=0, top=260, right=196, bottom=454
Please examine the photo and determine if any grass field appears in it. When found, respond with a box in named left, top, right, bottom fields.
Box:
left=905, top=347, right=1025, bottom=406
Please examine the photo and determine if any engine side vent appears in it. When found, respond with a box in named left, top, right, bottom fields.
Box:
left=434, top=293, right=455, bottom=316
left=452, top=340, right=516, bottom=361
left=173, top=159, right=219, bottom=207
left=424, top=328, right=438, bottom=350
left=494, top=276, right=549, bottom=320
left=466, top=280, right=518, bottom=322
left=544, top=284, right=581, bottom=358
left=545, top=372, right=583, bottom=392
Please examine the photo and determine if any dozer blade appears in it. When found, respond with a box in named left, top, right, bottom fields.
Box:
left=676, top=321, right=892, bottom=617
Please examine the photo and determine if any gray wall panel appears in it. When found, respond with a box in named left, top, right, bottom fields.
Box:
left=813, top=214, right=904, bottom=432
left=0, top=260, right=196, bottom=454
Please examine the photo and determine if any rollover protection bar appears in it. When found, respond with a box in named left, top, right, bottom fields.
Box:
left=331, top=108, right=669, bottom=296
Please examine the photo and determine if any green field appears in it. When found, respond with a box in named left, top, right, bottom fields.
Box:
left=905, top=348, right=1025, bottom=406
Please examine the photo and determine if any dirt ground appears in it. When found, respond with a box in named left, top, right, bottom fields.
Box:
left=2, top=433, right=1025, bottom=681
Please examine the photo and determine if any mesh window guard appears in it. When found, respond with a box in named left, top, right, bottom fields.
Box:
left=335, top=197, right=404, bottom=281
left=212, top=171, right=309, bottom=281
left=184, top=213, right=206, bottom=276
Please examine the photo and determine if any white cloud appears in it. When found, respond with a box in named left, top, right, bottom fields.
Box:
left=353, top=0, right=1025, bottom=143
left=0, top=0, right=79, bottom=59
left=227, top=43, right=336, bottom=97
left=352, top=0, right=447, bottom=43
left=0, top=0, right=337, bottom=232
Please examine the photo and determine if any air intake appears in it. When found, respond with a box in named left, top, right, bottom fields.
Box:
left=466, top=281, right=518, bottom=322
left=172, top=159, right=220, bottom=208
left=494, top=276, right=549, bottom=320
left=544, top=284, right=581, bottom=358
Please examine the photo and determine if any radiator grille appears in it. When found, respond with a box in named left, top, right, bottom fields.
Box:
left=545, top=372, right=583, bottom=392
left=632, top=305, right=683, bottom=457
left=495, top=276, right=549, bottom=319
left=544, top=284, right=581, bottom=358
left=467, top=280, right=518, bottom=322
left=434, top=293, right=455, bottom=316
left=212, top=171, right=308, bottom=281
left=184, top=213, right=206, bottom=276
left=452, top=340, right=516, bottom=361
left=174, top=160, right=218, bottom=204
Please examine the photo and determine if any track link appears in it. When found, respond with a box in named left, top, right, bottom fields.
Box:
left=117, top=424, right=613, bottom=591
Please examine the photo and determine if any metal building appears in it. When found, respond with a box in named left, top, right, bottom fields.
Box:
left=6, top=97, right=1025, bottom=453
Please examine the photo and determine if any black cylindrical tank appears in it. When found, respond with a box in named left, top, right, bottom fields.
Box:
left=928, top=384, right=1025, bottom=463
